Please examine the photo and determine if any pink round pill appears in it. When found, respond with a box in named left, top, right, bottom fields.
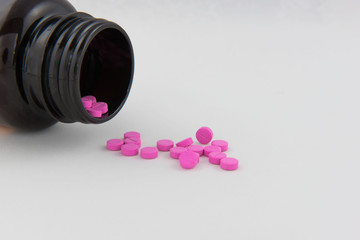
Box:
left=211, top=140, right=229, bottom=152
left=196, top=127, right=213, bottom=144
left=82, top=95, right=96, bottom=104
left=209, top=152, right=227, bottom=165
left=140, top=147, right=158, bottom=159
left=121, top=144, right=139, bottom=156
left=82, top=98, right=93, bottom=109
left=157, top=139, right=174, bottom=151
left=91, top=102, right=108, bottom=114
left=187, top=145, right=204, bottom=156
left=125, top=137, right=141, bottom=147
left=179, top=151, right=199, bottom=169
left=106, top=139, right=124, bottom=151
left=170, top=147, right=187, bottom=159
left=220, top=158, right=239, bottom=171
left=204, top=145, right=221, bottom=157
left=124, top=131, right=141, bottom=139
left=87, top=108, right=102, bottom=118
left=176, top=137, right=193, bottom=148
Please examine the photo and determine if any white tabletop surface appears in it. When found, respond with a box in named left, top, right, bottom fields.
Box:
left=1, top=0, right=360, bottom=239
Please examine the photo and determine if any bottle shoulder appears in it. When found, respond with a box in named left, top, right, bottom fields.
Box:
left=0, top=0, right=76, bottom=36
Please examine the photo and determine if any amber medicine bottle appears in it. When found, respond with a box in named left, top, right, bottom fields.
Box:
left=0, top=0, right=134, bottom=130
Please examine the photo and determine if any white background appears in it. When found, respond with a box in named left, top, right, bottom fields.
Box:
left=1, top=0, right=360, bottom=239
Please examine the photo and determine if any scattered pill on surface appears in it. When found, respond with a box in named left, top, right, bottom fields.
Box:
left=157, top=139, right=174, bottom=151
left=209, top=152, right=227, bottom=165
left=121, top=144, right=140, bottom=156
left=211, top=140, right=229, bottom=152
left=204, top=145, right=222, bottom=157
left=220, top=158, right=239, bottom=171
left=87, top=108, right=102, bottom=118
left=91, top=102, right=108, bottom=114
left=176, top=137, right=194, bottom=148
left=196, top=126, right=213, bottom=144
left=179, top=151, right=199, bottom=169
left=140, top=147, right=158, bottom=159
left=106, top=139, right=124, bottom=151
left=82, top=95, right=96, bottom=104
left=105, top=127, right=239, bottom=172
left=170, top=147, right=187, bottom=159
left=125, top=137, right=141, bottom=147
left=187, top=145, right=204, bottom=156
left=124, top=131, right=141, bottom=139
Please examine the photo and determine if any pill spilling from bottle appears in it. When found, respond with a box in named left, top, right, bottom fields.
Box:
left=82, top=95, right=109, bottom=118
left=106, top=127, right=239, bottom=171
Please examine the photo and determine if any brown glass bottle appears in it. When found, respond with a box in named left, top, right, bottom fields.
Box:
left=0, top=0, right=134, bottom=130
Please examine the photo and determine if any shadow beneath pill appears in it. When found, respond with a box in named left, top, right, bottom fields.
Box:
left=102, top=146, right=108, bottom=151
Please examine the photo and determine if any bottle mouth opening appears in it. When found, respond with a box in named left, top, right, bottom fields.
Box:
left=78, top=26, right=134, bottom=122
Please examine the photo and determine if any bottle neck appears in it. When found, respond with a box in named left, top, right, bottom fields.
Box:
left=18, top=12, right=134, bottom=124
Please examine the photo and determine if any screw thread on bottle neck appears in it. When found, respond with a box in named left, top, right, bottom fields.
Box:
left=19, top=12, right=134, bottom=124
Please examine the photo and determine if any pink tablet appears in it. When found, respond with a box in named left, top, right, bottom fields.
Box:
left=121, top=144, right=140, bottom=156
left=170, top=147, right=187, bottom=159
left=187, top=145, right=204, bottom=156
left=204, top=145, right=221, bottom=157
left=176, top=138, right=193, bottom=148
left=157, top=139, right=174, bottom=151
left=124, top=131, right=141, bottom=139
left=140, top=147, right=158, bottom=159
left=220, top=158, right=239, bottom=171
left=211, top=140, right=228, bottom=152
left=209, top=152, right=227, bottom=165
left=106, top=139, right=124, bottom=151
left=179, top=151, right=199, bottom=169
left=196, top=127, right=213, bottom=144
